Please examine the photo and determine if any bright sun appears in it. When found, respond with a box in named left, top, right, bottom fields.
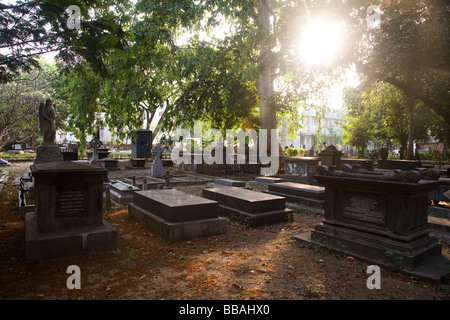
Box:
left=299, top=21, right=343, bottom=65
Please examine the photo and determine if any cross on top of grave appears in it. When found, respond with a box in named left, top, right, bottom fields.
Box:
left=89, top=137, right=103, bottom=160
left=152, top=144, right=164, bottom=163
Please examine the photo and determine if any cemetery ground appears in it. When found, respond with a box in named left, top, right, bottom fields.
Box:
left=0, top=161, right=449, bottom=300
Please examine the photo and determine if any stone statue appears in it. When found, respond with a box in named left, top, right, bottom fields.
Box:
left=39, top=99, right=57, bottom=143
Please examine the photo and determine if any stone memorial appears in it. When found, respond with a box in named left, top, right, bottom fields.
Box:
left=25, top=162, right=117, bottom=263
left=213, top=178, right=246, bottom=187
left=131, top=129, right=153, bottom=158
left=202, top=186, right=292, bottom=227
left=88, top=137, right=103, bottom=168
left=101, top=157, right=119, bottom=171
left=319, top=145, right=342, bottom=169
left=281, top=156, right=320, bottom=184
left=128, top=189, right=227, bottom=242
left=34, top=99, right=63, bottom=164
left=295, top=165, right=450, bottom=281
left=109, top=180, right=140, bottom=204
left=267, top=182, right=325, bottom=209
left=151, top=144, right=164, bottom=178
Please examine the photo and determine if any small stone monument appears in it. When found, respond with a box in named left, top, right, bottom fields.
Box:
left=34, top=99, right=63, bottom=164
left=163, top=170, right=173, bottom=189
left=25, top=162, right=117, bottom=263
left=319, top=145, right=342, bottom=169
left=89, top=137, right=103, bottom=168
left=151, top=144, right=164, bottom=178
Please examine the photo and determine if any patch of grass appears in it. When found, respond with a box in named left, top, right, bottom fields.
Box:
left=303, top=284, right=323, bottom=299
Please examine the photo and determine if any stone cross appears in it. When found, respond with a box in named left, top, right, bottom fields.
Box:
left=163, top=170, right=173, bottom=188
left=89, top=137, right=103, bottom=160
left=152, top=144, right=164, bottom=164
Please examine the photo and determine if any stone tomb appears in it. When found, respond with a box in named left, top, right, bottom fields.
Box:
left=128, top=189, right=227, bottom=242
left=25, top=162, right=117, bottom=263
left=267, top=182, right=325, bottom=209
left=109, top=180, right=140, bottom=204
left=202, top=186, right=292, bottom=227
left=295, top=166, right=450, bottom=281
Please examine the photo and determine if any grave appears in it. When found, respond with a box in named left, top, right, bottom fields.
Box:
left=295, top=165, right=450, bottom=282
left=213, top=178, right=246, bottom=187
left=340, top=158, right=374, bottom=171
left=267, top=182, right=325, bottom=209
left=202, top=186, right=292, bottom=227
left=281, top=157, right=320, bottom=184
left=128, top=189, right=227, bottom=242
left=131, top=129, right=152, bottom=158
left=319, top=145, right=342, bottom=169
left=151, top=144, right=164, bottom=178
left=109, top=180, right=140, bottom=204
left=25, top=161, right=117, bottom=263
left=101, top=157, right=120, bottom=171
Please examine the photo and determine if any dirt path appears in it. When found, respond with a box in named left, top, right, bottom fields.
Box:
left=0, top=161, right=449, bottom=300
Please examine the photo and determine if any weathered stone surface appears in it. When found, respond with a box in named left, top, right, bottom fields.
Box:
left=128, top=189, right=226, bottom=242
left=202, top=186, right=291, bottom=227
left=281, top=157, right=320, bottom=184
left=267, top=182, right=325, bottom=208
left=26, top=161, right=117, bottom=262
left=295, top=173, right=450, bottom=281
left=213, top=178, right=246, bottom=187
left=34, top=142, right=63, bottom=164
left=109, top=180, right=140, bottom=204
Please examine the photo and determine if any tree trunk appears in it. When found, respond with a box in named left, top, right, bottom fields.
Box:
left=407, top=110, right=414, bottom=160
left=259, top=0, right=277, bottom=156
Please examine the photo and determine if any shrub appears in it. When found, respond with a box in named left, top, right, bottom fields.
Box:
left=285, top=147, right=298, bottom=157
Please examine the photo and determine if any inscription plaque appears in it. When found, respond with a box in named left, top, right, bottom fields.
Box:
left=56, top=189, right=87, bottom=218
left=343, top=195, right=385, bottom=225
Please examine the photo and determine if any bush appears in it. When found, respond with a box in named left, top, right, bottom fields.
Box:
left=285, top=147, right=298, bottom=157
left=298, top=148, right=308, bottom=157
left=0, top=152, right=35, bottom=160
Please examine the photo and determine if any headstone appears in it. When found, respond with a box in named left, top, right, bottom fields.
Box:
left=109, top=180, right=140, bottom=204
left=101, top=157, right=119, bottom=171
left=25, top=162, right=117, bottom=263
left=128, top=189, right=227, bottom=242
left=131, top=129, right=153, bottom=158
left=295, top=165, right=450, bottom=282
left=319, top=145, right=342, bottom=169
left=88, top=137, right=103, bottom=168
left=142, top=178, right=147, bottom=190
left=267, top=182, right=325, bottom=209
left=151, top=144, right=164, bottom=178
left=202, top=186, right=292, bottom=227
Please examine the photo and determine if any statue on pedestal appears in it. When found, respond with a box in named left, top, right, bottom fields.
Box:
left=39, top=99, right=57, bottom=144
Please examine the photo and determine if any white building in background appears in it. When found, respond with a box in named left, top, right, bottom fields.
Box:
left=279, top=107, right=346, bottom=151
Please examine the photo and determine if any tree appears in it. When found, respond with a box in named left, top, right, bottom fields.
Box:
left=342, top=79, right=433, bottom=153
left=0, top=60, right=68, bottom=150
left=0, top=0, right=133, bottom=83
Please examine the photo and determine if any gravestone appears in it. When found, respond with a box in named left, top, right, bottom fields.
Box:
left=282, top=157, right=320, bottom=184
left=202, top=186, right=292, bottom=227
left=101, top=157, right=119, bottom=171
left=295, top=165, right=450, bottom=282
left=151, top=144, right=164, bottom=178
left=267, top=182, right=325, bottom=209
left=131, top=129, right=152, bottom=158
left=319, top=145, right=342, bottom=169
left=163, top=170, right=173, bottom=188
left=88, top=137, right=103, bottom=168
left=109, top=180, right=140, bottom=204
left=25, top=162, right=117, bottom=263
left=128, top=189, right=227, bottom=242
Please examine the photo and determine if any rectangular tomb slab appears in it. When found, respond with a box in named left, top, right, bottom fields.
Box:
left=109, top=180, right=140, bottom=204
left=267, top=182, right=325, bottom=208
left=128, top=189, right=226, bottom=242
left=133, top=189, right=220, bottom=222
left=202, top=187, right=292, bottom=227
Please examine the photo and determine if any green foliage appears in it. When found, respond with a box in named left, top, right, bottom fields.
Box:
left=0, top=152, right=35, bottom=160
left=284, top=147, right=298, bottom=157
